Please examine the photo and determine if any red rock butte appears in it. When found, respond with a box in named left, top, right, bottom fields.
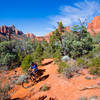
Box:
left=0, top=25, right=70, bottom=42
left=0, top=25, right=23, bottom=35
left=25, top=26, right=70, bottom=42
left=25, top=33, right=52, bottom=42
left=25, top=33, right=36, bottom=38
left=87, top=15, right=100, bottom=36
left=66, top=26, right=70, bottom=32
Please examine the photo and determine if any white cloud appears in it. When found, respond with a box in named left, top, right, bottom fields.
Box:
left=49, top=0, right=100, bottom=27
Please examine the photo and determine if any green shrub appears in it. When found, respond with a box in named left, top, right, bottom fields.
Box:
left=40, top=84, right=50, bottom=91
left=0, top=40, right=18, bottom=68
left=76, top=58, right=89, bottom=68
left=63, top=31, right=93, bottom=58
left=78, top=96, right=87, bottom=100
left=58, top=62, right=69, bottom=73
left=41, top=40, right=51, bottom=59
left=17, top=52, right=23, bottom=64
left=32, top=43, right=44, bottom=65
left=77, top=58, right=87, bottom=66
left=21, top=54, right=33, bottom=71
left=63, top=66, right=81, bottom=79
left=90, top=58, right=100, bottom=67
left=90, top=67, right=100, bottom=76
left=89, top=96, right=98, bottom=100
left=93, top=33, right=100, bottom=44
left=89, top=57, right=100, bottom=76
left=0, top=83, right=11, bottom=100
left=53, top=48, right=62, bottom=63
left=75, top=45, right=100, bottom=76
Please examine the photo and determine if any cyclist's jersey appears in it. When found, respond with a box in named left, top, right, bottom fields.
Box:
left=30, top=64, right=38, bottom=72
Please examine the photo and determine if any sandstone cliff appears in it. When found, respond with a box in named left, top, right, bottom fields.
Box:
left=0, top=25, right=23, bottom=36
left=87, top=15, right=100, bottom=36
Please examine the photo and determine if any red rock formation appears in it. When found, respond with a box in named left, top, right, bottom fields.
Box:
left=87, top=15, right=100, bottom=36
left=25, top=32, right=52, bottom=42
left=25, top=33, right=36, bottom=38
left=35, top=36, right=44, bottom=41
left=44, top=32, right=52, bottom=42
left=4, top=25, right=7, bottom=33
left=15, top=30, right=19, bottom=35
left=0, top=25, right=23, bottom=36
left=0, top=25, right=71, bottom=42
left=65, top=26, right=70, bottom=32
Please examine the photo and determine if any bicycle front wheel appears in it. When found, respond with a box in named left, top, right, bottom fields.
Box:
left=22, top=78, right=33, bottom=89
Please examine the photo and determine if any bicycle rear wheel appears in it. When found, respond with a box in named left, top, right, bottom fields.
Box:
left=22, top=78, right=33, bottom=89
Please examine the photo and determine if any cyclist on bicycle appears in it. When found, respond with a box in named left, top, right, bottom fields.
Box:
left=28, top=62, right=38, bottom=74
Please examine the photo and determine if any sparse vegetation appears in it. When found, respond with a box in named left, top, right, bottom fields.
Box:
left=21, top=54, right=33, bottom=71
left=63, top=66, right=81, bottom=79
left=78, top=96, right=87, bottom=100
left=58, top=62, right=69, bottom=73
left=89, top=96, right=98, bottom=100
left=0, top=82, right=11, bottom=100
left=40, top=84, right=50, bottom=91
left=75, top=45, right=100, bottom=76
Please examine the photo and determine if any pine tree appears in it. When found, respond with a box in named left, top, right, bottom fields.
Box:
left=32, top=43, right=43, bottom=65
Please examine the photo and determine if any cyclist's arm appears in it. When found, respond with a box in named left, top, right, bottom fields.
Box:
left=28, top=66, right=31, bottom=71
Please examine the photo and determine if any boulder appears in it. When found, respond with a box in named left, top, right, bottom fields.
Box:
left=61, top=55, right=70, bottom=62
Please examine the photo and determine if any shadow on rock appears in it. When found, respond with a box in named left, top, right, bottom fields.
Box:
left=42, top=61, right=53, bottom=66
left=11, top=98, right=22, bottom=100
left=37, top=95, right=47, bottom=100
left=37, top=74, right=49, bottom=83
left=36, top=69, right=46, bottom=77
left=36, top=96, right=58, bottom=100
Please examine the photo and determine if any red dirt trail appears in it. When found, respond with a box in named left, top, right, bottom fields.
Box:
left=10, top=59, right=100, bottom=100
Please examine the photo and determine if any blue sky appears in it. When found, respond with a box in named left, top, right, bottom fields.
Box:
left=0, top=0, right=100, bottom=36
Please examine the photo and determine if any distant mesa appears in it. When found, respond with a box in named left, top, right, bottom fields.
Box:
left=25, top=32, right=49, bottom=41
left=0, top=24, right=71, bottom=42
left=25, top=33, right=36, bottom=38
left=87, top=15, right=100, bottom=36
left=0, top=25, right=23, bottom=36
left=65, top=26, right=70, bottom=32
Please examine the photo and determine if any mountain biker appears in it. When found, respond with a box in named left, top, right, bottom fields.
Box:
left=28, top=62, right=38, bottom=75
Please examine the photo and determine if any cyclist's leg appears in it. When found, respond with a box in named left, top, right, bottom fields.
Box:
left=31, top=70, right=36, bottom=79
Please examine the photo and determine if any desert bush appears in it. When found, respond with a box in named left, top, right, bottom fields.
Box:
left=58, top=62, right=69, bottom=73
left=63, top=66, right=81, bottom=79
left=76, top=58, right=89, bottom=68
left=32, top=43, right=44, bottom=65
left=90, top=57, right=100, bottom=67
left=21, top=54, right=33, bottom=71
left=0, top=83, right=11, bottom=100
left=53, top=48, right=62, bottom=63
left=40, top=84, right=50, bottom=91
left=17, top=52, right=23, bottom=64
left=41, top=40, right=51, bottom=58
left=78, top=96, right=87, bottom=100
left=49, top=37, right=61, bottom=57
left=0, top=39, right=39, bottom=70
left=0, top=40, right=18, bottom=68
left=15, top=39, right=37, bottom=58
left=89, top=96, right=98, bottom=100
left=62, top=32, right=93, bottom=58
left=21, top=42, right=45, bottom=71
left=57, top=58, right=83, bottom=78
left=93, top=33, right=100, bottom=44
left=76, top=45, right=100, bottom=76
left=89, top=67, right=100, bottom=76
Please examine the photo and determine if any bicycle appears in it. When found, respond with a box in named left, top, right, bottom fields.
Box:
left=22, top=70, right=39, bottom=89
